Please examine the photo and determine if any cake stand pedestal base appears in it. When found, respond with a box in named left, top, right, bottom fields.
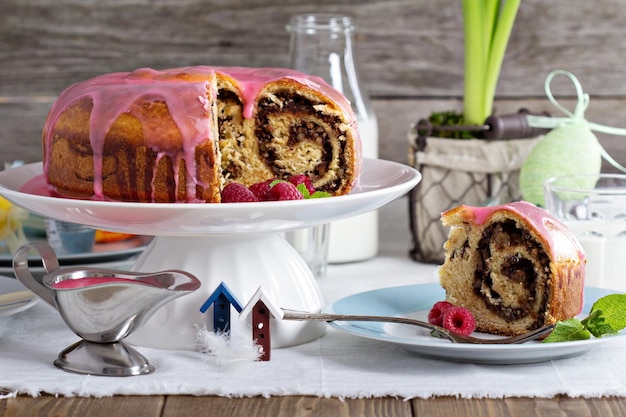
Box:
left=127, top=233, right=327, bottom=350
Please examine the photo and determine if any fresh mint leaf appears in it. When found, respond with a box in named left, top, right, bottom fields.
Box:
left=588, top=294, right=626, bottom=334
left=544, top=293, right=626, bottom=343
left=295, top=183, right=310, bottom=198
left=581, top=309, right=618, bottom=338
left=543, top=319, right=590, bottom=343
left=269, top=178, right=330, bottom=199
left=308, top=191, right=331, bottom=199
left=295, top=183, right=330, bottom=199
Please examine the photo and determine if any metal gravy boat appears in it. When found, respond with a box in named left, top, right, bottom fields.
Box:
left=13, top=241, right=201, bottom=376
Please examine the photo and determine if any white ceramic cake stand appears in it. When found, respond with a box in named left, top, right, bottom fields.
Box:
left=0, top=158, right=421, bottom=350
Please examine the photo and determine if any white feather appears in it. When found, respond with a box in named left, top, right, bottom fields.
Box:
left=194, top=324, right=263, bottom=367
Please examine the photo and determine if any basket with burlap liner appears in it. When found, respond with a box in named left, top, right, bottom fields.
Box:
left=407, top=115, right=543, bottom=264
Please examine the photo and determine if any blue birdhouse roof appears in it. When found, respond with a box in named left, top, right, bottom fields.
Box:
left=199, top=281, right=244, bottom=313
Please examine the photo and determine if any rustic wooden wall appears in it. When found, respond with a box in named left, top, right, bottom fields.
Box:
left=2, top=0, right=626, bottom=170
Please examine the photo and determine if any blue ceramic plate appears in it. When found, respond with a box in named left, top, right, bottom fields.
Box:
left=325, top=284, right=623, bottom=364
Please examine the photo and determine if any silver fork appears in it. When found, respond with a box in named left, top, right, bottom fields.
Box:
left=281, top=309, right=555, bottom=344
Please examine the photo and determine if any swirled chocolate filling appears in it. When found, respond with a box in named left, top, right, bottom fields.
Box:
left=218, top=89, right=246, bottom=181
left=473, top=220, right=550, bottom=324
left=255, top=93, right=346, bottom=193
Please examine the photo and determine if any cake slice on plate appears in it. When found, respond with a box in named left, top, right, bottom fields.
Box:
left=439, top=201, right=586, bottom=336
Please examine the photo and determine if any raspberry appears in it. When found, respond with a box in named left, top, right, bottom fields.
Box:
left=249, top=179, right=274, bottom=201
left=221, top=182, right=258, bottom=203
left=427, top=301, right=454, bottom=326
left=288, top=174, right=316, bottom=194
left=269, top=181, right=304, bottom=201
left=441, top=306, right=476, bottom=336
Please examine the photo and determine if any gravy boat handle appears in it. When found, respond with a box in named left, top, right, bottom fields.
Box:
left=13, top=241, right=61, bottom=307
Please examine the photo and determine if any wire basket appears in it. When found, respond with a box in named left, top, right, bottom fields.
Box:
left=407, top=118, right=540, bottom=264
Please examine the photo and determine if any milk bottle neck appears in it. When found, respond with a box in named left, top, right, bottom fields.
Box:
left=286, top=14, right=376, bottom=123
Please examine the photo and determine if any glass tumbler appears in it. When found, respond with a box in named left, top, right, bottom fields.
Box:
left=544, top=173, right=626, bottom=290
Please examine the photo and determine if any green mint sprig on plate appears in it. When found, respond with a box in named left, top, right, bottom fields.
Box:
left=544, top=294, right=626, bottom=343
left=296, top=184, right=331, bottom=199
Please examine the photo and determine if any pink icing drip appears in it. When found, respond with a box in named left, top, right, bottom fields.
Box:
left=210, top=66, right=354, bottom=119
left=44, top=69, right=212, bottom=202
left=21, top=174, right=50, bottom=196
left=42, top=66, right=358, bottom=202
left=466, top=201, right=586, bottom=263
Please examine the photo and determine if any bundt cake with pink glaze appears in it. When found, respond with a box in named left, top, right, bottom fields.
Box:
left=439, top=201, right=586, bottom=336
left=42, top=66, right=361, bottom=203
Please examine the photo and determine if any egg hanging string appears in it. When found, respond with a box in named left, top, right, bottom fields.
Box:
left=519, top=70, right=626, bottom=206
left=530, top=70, right=626, bottom=171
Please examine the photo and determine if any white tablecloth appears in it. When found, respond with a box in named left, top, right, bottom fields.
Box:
left=1, top=199, right=626, bottom=399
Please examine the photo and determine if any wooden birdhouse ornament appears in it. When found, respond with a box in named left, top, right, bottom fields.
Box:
left=199, top=281, right=244, bottom=333
left=239, top=286, right=284, bottom=361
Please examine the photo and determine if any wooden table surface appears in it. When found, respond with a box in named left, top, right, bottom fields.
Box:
left=3, top=394, right=626, bottom=416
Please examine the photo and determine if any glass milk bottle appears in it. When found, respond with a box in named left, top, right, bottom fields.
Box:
left=287, top=14, right=379, bottom=263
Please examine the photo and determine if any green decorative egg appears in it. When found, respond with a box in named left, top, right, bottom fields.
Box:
left=519, top=119, right=602, bottom=206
